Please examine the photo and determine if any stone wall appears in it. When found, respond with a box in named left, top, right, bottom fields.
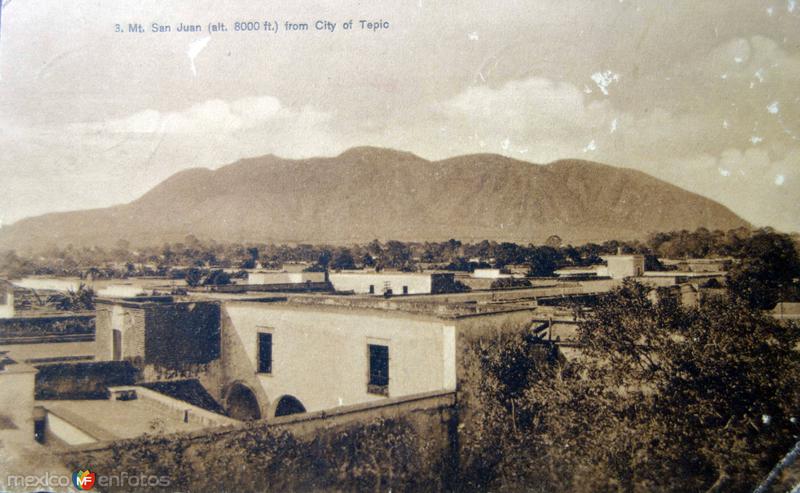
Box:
left=94, top=306, right=112, bottom=360
left=143, top=302, right=220, bottom=367
left=64, top=390, right=458, bottom=492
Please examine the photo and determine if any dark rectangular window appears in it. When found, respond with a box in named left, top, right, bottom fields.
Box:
left=369, top=284, right=375, bottom=294
left=112, top=329, right=123, bottom=361
left=402, top=285, right=409, bottom=295
left=258, top=332, right=272, bottom=374
left=368, top=344, right=389, bottom=395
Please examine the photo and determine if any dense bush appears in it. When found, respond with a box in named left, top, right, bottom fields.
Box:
left=457, top=281, right=800, bottom=492
left=68, top=416, right=446, bottom=492
left=35, top=361, right=139, bottom=400
left=726, top=230, right=800, bottom=309
left=489, top=277, right=532, bottom=289
left=0, top=315, right=94, bottom=337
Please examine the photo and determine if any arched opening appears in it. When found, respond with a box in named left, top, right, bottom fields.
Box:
left=225, top=382, right=261, bottom=421
left=273, top=395, right=306, bottom=417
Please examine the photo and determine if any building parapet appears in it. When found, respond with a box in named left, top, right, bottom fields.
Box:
left=107, top=386, right=237, bottom=428
left=62, top=389, right=457, bottom=453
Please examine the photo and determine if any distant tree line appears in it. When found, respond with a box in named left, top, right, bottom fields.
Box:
left=1, top=228, right=798, bottom=297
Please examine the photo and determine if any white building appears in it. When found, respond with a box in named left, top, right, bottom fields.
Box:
left=0, top=283, right=13, bottom=318
left=95, top=284, right=147, bottom=298
left=219, top=298, right=537, bottom=419
left=328, top=271, right=456, bottom=296
left=0, top=354, right=37, bottom=446
left=93, top=294, right=537, bottom=421
left=602, top=254, right=645, bottom=279
left=246, top=271, right=326, bottom=285
left=471, top=269, right=510, bottom=279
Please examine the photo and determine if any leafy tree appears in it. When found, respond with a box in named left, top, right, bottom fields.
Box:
left=161, top=243, right=176, bottom=265
left=185, top=267, right=203, bottom=287
left=382, top=240, right=416, bottom=271
left=0, top=251, right=34, bottom=279
left=317, top=249, right=332, bottom=269
left=48, top=283, right=95, bottom=311
left=493, top=242, right=525, bottom=267
left=490, top=277, right=532, bottom=289
left=461, top=281, right=800, bottom=492
left=202, top=269, right=231, bottom=286
left=727, top=230, right=800, bottom=309
left=241, top=247, right=259, bottom=269
left=360, top=253, right=376, bottom=268
left=643, top=253, right=668, bottom=271
left=444, top=257, right=489, bottom=272
left=525, top=245, right=561, bottom=276
left=458, top=328, right=560, bottom=490
left=421, top=242, right=446, bottom=263
left=443, top=239, right=463, bottom=262
left=330, top=249, right=356, bottom=270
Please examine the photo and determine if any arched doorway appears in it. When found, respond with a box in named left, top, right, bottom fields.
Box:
left=273, top=395, right=306, bottom=417
left=225, top=382, right=261, bottom=420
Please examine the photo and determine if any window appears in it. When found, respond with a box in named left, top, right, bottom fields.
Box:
left=368, top=284, right=375, bottom=294
left=402, top=285, right=409, bottom=295
left=368, top=344, right=389, bottom=395
left=112, top=329, right=122, bottom=361
left=257, top=332, right=272, bottom=374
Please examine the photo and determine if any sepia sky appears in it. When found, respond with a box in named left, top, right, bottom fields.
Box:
left=0, top=0, right=798, bottom=233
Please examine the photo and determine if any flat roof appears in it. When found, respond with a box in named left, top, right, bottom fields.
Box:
left=43, top=398, right=215, bottom=442
left=641, top=271, right=726, bottom=277
left=227, top=295, right=540, bottom=322
left=3, top=341, right=96, bottom=366
left=329, top=271, right=451, bottom=277
left=660, top=257, right=734, bottom=263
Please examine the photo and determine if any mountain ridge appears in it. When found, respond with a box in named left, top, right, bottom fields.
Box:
left=0, top=147, right=750, bottom=251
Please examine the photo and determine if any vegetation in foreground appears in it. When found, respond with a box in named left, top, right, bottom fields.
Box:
left=460, top=280, right=800, bottom=492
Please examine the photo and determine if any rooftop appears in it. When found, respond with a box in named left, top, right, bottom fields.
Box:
left=330, top=270, right=452, bottom=278
left=640, top=271, right=726, bottom=278
left=44, top=399, right=210, bottom=442
left=226, top=292, right=541, bottom=320
left=42, top=386, right=236, bottom=445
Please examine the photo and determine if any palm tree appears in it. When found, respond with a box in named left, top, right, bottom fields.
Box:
left=48, top=283, right=95, bottom=311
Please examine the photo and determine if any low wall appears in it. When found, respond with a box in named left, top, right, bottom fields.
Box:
left=64, top=390, right=458, bottom=492
left=197, top=282, right=332, bottom=293
left=285, top=294, right=533, bottom=317
left=108, top=386, right=236, bottom=428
